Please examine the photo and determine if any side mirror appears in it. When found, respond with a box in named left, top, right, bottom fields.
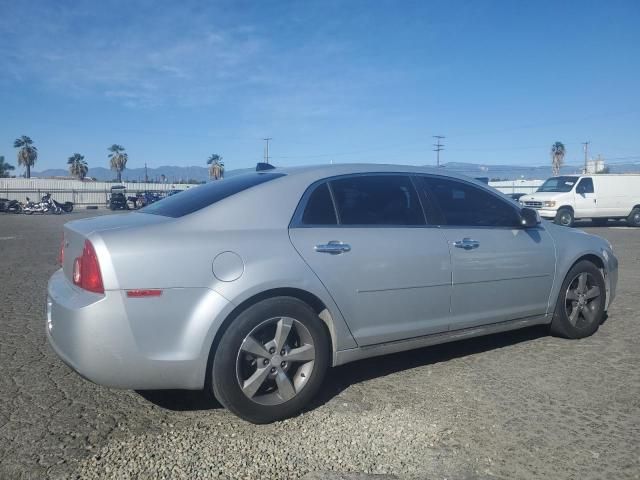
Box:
left=520, top=207, right=541, bottom=228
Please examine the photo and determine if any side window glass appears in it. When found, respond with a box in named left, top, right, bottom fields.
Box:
left=423, top=177, right=520, bottom=227
left=330, top=175, right=425, bottom=226
left=576, top=178, right=594, bottom=194
left=301, top=183, right=337, bottom=225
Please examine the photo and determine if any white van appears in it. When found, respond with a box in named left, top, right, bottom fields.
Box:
left=519, top=174, right=640, bottom=227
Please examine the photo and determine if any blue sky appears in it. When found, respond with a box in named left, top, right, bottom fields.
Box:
left=1, top=0, right=639, bottom=174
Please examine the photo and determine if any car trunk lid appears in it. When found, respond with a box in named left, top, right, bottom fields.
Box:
left=61, top=213, right=171, bottom=284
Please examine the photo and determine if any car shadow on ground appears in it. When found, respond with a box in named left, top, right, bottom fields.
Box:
left=136, top=389, right=222, bottom=411
left=137, top=324, right=550, bottom=414
left=307, top=325, right=550, bottom=412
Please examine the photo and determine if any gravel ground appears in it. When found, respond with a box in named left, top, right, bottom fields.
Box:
left=0, top=212, right=639, bottom=480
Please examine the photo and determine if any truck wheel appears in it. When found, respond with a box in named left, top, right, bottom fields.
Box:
left=627, top=208, right=640, bottom=227
left=211, top=297, right=329, bottom=424
left=554, top=208, right=574, bottom=227
left=550, top=260, right=606, bottom=339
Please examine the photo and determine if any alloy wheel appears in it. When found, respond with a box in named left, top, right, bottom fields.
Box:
left=236, top=317, right=315, bottom=406
left=564, top=272, right=602, bottom=328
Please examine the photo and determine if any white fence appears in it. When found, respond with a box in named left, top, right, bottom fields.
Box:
left=488, top=179, right=543, bottom=195
left=0, top=178, right=194, bottom=205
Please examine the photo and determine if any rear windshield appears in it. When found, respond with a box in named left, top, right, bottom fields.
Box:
left=140, top=172, right=285, bottom=217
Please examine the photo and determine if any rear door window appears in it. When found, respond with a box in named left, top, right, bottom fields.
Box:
left=300, top=183, right=337, bottom=225
left=141, top=173, right=285, bottom=217
left=329, top=175, right=425, bottom=226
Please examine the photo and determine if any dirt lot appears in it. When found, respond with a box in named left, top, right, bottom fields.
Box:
left=0, top=211, right=638, bottom=480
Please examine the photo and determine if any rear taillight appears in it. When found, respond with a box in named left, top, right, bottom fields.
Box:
left=72, top=240, right=104, bottom=294
left=58, top=236, right=64, bottom=266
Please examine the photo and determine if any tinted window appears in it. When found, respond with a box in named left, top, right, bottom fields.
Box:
left=301, top=183, right=337, bottom=225
left=330, top=175, right=425, bottom=226
left=576, top=178, right=594, bottom=194
left=141, top=173, right=285, bottom=217
left=423, top=177, right=520, bottom=227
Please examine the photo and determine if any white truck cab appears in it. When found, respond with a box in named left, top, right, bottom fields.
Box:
left=519, top=174, right=640, bottom=227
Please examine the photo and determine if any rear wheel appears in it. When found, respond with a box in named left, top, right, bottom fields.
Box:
left=550, top=260, right=606, bottom=339
left=627, top=208, right=640, bottom=227
left=212, top=297, right=329, bottom=423
left=554, top=208, right=574, bottom=227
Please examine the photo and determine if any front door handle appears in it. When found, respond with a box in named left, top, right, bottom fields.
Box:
left=314, top=240, right=351, bottom=255
left=453, top=238, right=480, bottom=250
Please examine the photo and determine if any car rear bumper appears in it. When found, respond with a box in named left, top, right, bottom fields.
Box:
left=46, top=269, right=232, bottom=390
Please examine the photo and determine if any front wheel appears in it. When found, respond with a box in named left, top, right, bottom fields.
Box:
left=550, top=260, right=606, bottom=339
left=554, top=208, right=574, bottom=227
left=212, top=297, right=329, bottom=423
left=627, top=208, right=640, bottom=227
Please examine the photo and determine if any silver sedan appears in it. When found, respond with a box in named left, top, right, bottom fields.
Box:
left=47, top=164, right=618, bottom=423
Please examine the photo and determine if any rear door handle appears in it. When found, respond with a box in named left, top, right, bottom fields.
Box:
left=314, top=240, right=351, bottom=254
left=453, top=238, right=480, bottom=250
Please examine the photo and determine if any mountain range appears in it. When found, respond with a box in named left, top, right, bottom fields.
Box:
left=28, top=161, right=640, bottom=182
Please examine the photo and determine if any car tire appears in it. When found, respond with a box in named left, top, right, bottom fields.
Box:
left=211, top=297, right=329, bottom=424
left=627, top=208, right=640, bottom=227
left=554, top=208, right=574, bottom=227
left=550, top=260, right=606, bottom=339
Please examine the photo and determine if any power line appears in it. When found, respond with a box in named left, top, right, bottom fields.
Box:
left=433, top=136, right=445, bottom=167
left=582, top=141, right=590, bottom=173
left=262, top=137, right=272, bottom=164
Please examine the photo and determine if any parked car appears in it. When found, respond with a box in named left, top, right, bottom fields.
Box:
left=47, top=164, right=618, bottom=423
left=126, top=191, right=161, bottom=209
left=508, top=192, right=526, bottom=201
left=519, top=174, right=640, bottom=227
left=107, top=185, right=129, bottom=210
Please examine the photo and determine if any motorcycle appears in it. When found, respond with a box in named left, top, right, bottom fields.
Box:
left=0, top=198, right=23, bottom=214
left=23, top=195, right=62, bottom=215
left=47, top=194, right=74, bottom=213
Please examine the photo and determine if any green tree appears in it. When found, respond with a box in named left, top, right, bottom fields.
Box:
left=13, top=135, right=38, bottom=178
left=550, top=141, right=565, bottom=176
left=108, top=144, right=128, bottom=182
left=207, top=154, right=224, bottom=180
left=0, top=155, right=16, bottom=178
left=67, top=153, right=89, bottom=180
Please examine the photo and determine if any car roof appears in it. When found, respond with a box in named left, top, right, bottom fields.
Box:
left=258, top=163, right=483, bottom=184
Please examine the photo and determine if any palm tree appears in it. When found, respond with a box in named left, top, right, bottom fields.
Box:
left=550, top=141, right=566, bottom=176
left=108, top=144, right=128, bottom=182
left=13, top=135, right=38, bottom=178
left=0, top=155, right=16, bottom=178
left=207, top=154, right=225, bottom=180
left=67, top=153, right=89, bottom=180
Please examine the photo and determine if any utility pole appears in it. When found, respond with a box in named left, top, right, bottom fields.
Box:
left=263, top=138, right=272, bottom=164
left=433, top=136, right=445, bottom=167
left=144, top=162, right=148, bottom=183
left=582, top=141, right=590, bottom=173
